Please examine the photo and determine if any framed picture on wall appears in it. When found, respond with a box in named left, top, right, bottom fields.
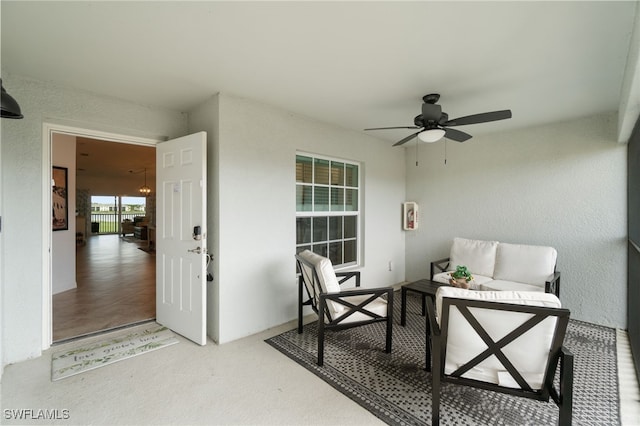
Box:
left=52, top=166, right=68, bottom=231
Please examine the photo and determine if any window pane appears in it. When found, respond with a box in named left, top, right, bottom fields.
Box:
left=330, top=187, right=344, bottom=211
left=296, top=154, right=359, bottom=268
left=344, top=216, right=357, bottom=238
left=330, top=162, right=344, bottom=186
left=312, top=244, right=328, bottom=258
left=313, top=216, right=327, bottom=241
left=344, top=239, right=357, bottom=263
left=329, top=242, right=342, bottom=265
left=345, top=163, right=358, bottom=187
left=296, top=217, right=311, bottom=244
left=296, top=185, right=312, bottom=211
left=296, top=156, right=313, bottom=183
left=314, top=159, right=330, bottom=185
left=329, top=216, right=342, bottom=240
left=345, top=188, right=358, bottom=211
left=314, top=187, right=329, bottom=211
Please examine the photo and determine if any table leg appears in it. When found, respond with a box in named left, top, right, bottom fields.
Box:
left=425, top=309, right=432, bottom=372
left=401, top=287, right=408, bottom=326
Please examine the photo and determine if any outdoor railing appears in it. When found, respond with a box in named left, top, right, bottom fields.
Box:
left=90, top=212, right=145, bottom=234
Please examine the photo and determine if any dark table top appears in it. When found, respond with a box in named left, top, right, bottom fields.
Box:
left=402, top=279, right=448, bottom=296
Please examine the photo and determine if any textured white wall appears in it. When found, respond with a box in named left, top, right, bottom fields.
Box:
left=51, top=133, right=77, bottom=294
left=213, top=93, right=406, bottom=343
left=0, top=73, right=188, bottom=366
left=405, top=113, right=627, bottom=328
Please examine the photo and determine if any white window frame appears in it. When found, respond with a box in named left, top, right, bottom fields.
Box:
left=296, top=152, right=361, bottom=268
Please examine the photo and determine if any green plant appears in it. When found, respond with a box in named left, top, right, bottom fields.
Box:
left=451, top=265, right=473, bottom=282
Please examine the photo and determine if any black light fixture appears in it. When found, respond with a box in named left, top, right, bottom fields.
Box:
left=1, top=79, right=23, bottom=119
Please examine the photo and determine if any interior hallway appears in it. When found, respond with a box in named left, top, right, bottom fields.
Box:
left=53, top=234, right=155, bottom=342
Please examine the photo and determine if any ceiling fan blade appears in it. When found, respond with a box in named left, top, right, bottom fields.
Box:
left=364, top=126, right=420, bottom=131
left=444, top=128, right=472, bottom=142
left=444, top=110, right=512, bottom=127
left=421, top=103, right=442, bottom=122
left=392, top=131, right=421, bottom=146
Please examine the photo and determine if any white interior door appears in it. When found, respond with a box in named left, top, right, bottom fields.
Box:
left=156, top=132, right=207, bottom=345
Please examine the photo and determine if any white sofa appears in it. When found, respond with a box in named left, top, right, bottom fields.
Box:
left=430, top=237, right=561, bottom=296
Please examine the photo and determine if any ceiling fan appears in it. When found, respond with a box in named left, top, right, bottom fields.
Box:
left=365, top=94, right=512, bottom=146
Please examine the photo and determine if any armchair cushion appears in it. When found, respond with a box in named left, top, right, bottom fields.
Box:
left=448, top=237, right=498, bottom=278
left=493, top=243, right=557, bottom=286
left=297, top=250, right=343, bottom=315
left=436, top=287, right=562, bottom=389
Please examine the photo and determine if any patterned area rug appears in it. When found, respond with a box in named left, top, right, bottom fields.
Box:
left=266, top=293, right=620, bottom=425
left=52, top=325, right=178, bottom=381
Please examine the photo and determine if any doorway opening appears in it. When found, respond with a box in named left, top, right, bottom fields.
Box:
left=45, top=124, right=159, bottom=345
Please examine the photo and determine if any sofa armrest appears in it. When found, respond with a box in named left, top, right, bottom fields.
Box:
left=545, top=271, right=561, bottom=297
left=430, top=257, right=450, bottom=280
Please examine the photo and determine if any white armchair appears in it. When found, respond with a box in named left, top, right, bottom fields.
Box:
left=426, top=287, right=573, bottom=425
left=295, top=250, right=393, bottom=366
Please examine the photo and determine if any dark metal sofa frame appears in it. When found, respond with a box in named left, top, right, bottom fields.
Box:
left=295, top=254, right=394, bottom=366
left=426, top=296, right=573, bottom=426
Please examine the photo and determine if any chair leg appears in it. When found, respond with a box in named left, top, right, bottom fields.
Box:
left=386, top=291, right=393, bottom=353
left=317, top=316, right=325, bottom=366
left=298, top=280, right=303, bottom=334
left=558, top=349, right=574, bottom=426
left=431, top=330, right=441, bottom=426
left=432, top=368, right=440, bottom=425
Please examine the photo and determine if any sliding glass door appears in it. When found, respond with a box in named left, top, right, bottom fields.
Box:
left=628, top=118, right=640, bottom=380
left=89, top=195, right=146, bottom=234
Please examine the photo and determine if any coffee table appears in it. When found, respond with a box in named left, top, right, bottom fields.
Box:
left=400, top=279, right=447, bottom=326
left=400, top=279, right=448, bottom=371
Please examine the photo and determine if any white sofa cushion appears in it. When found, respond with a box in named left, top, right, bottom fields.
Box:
left=479, top=279, right=544, bottom=292
left=297, top=250, right=343, bottom=315
left=448, top=237, right=498, bottom=278
left=493, top=243, right=557, bottom=285
left=436, top=287, right=561, bottom=390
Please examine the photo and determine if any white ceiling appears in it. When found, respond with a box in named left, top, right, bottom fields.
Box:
left=2, top=1, right=639, bottom=146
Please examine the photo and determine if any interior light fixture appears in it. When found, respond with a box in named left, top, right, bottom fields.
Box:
left=1, top=79, right=24, bottom=119
left=418, top=128, right=446, bottom=143
left=139, top=168, right=151, bottom=196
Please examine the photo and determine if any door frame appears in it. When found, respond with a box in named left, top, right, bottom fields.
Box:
left=41, top=122, right=161, bottom=350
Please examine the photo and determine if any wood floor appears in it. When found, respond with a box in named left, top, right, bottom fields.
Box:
left=52, top=234, right=155, bottom=342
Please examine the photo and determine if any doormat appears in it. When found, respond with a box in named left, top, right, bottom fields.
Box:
left=51, top=325, right=178, bottom=381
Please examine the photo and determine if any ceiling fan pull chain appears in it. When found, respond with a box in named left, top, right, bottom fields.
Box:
left=444, top=139, right=447, bottom=165
left=415, top=137, right=419, bottom=167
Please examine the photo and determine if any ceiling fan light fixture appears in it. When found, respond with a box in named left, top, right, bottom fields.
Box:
left=1, top=79, right=24, bottom=119
left=418, top=128, right=446, bottom=143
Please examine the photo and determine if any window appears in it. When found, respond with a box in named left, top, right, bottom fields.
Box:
left=296, top=153, right=360, bottom=267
